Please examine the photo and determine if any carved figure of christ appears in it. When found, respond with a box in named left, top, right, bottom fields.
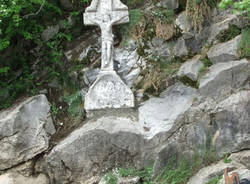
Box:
left=88, top=14, right=127, bottom=71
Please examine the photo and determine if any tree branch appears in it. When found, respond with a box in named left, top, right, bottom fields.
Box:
left=22, top=0, right=45, bottom=19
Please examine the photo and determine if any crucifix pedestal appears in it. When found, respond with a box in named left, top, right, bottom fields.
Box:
left=83, top=0, right=135, bottom=110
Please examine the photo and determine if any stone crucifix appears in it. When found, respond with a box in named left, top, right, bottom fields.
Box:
left=83, top=0, right=135, bottom=111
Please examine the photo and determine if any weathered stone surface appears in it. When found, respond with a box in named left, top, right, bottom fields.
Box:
left=207, top=35, right=241, bottom=64
left=177, top=55, right=203, bottom=81
left=41, top=25, right=60, bottom=41
left=64, top=30, right=100, bottom=62
left=208, top=13, right=244, bottom=43
left=0, top=172, right=49, bottom=184
left=84, top=71, right=135, bottom=110
left=187, top=160, right=238, bottom=184
left=146, top=37, right=170, bottom=57
left=156, top=0, right=179, bottom=9
left=139, top=83, right=197, bottom=138
left=174, top=37, right=188, bottom=57
left=211, top=90, right=250, bottom=154
left=175, top=12, right=194, bottom=39
left=46, top=112, right=145, bottom=183
left=115, top=40, right=145, bottom=88
left=230, top=150, right=250, bottom=170
left=199, top=59, right=250, bottom=100
left=0, top=95, right=55, bottom=170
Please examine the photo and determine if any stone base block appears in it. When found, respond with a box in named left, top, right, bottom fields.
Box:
left=85, top=71, right=134, bottom=110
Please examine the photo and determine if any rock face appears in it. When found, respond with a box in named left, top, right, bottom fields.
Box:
left=139, top=83, right=197, bottom=138
left=45, top=83, right=199, bottom=183
left=177, top=55, right=203, bottom=81
left=115, top=40, right=145, bottom=88
left=188, top=151, right=250, bottom=184
left=0, top=172, right=49, bottom=184
left=0, top=95, right=55, bottom=170
left=207, top=35, right=241, bottom=64
left=199, top=59, right=250, bottom=100
left=46, top=111, right=145, bottom=183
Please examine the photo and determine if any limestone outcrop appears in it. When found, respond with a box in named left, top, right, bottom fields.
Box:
left=0, top=95, right=55, bottom=170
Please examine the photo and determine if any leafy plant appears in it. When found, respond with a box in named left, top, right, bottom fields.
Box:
left=151, top=9, right=175, bottom=23
left=155, top=156, right=196, bottom=184
left=206, top=176, right=222, bottom=184
left=186, top=0, right=219, bottom=32
left=104, top=172, right=118, bottom=184
left=51, top=102, right=59, bottom=117
left=216, top=25, right=241, bottom=42
left=223, top=153, right=232, bottom=163
left=238, top=28, right=250, bottom=58
left=219, top=0, right=250, bottom=19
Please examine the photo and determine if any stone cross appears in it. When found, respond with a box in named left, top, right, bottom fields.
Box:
left=83, top=0, right=135, bottom=110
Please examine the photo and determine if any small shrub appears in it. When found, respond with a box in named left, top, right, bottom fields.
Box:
left=186, top=0, right=218, bottom=32
left=104, top=173, right=118, bottom=184
left=155, top=157, right=194, bottom=184
left=216, top=25, right=241, bottom=42
left=223, top=153, right=232, bottom=163
left=206, top=176, right=222, bottom=184
left=151, top=9, right=175, bottom=23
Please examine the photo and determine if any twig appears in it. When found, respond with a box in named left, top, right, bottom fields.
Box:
left=23, top=0, right=45, bottom=19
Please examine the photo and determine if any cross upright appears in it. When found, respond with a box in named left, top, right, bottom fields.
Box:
left=84, top=0, right=129, bottom=71
left=83, top=0, right=134, bottom=111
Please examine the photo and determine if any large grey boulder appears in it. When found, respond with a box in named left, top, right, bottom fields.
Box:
left=139, top=83, right=197, bottom=139
left=46, top=111, right=146, bottom=183
left=0, top=95, right=55, bottom=170
left=207, top=35, right=242, bottom=64
left=230, top=150, right=250, bottom=170
left=187, top=160, right=238, bottom=184
left=177, top=55, right=203, bottom=81
left=208, top=13, right=244, bottom=44
left=173, top=37, right=188, bottom=57
left=211, top=90, right=250, bottom=154
left=0, top=172, right=49, bottom=184
left=115, top=40, right=145, bottom=87
left=199, top=59, right=250, bottom=100
left=45, top=83, right=198, bottom=183
left=146, top=37, right=171, bottom=58
left=175, top=11, right=194, bottom=39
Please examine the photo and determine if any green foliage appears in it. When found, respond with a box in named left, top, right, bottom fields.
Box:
left=0, top=0, right=84, bottom=109
left=118, top=9, right=143, bottom=44
left=104, top=173, right=118, bottom=184
left=124, top=0, right=144, bottom=8
left=155, top=157, right=194, bottom=184
left=216, top=25, right=241, bottom=42
left=223, top=153, right=232, bottom=163
left=206, top=176, right=222, bottom=184
left=118, top=165, right=153, bottom=183
left=63, top=91, right=84, bottom=119
left=51, top=102, right=59, bottom=117
left=219, top=0, right=250, bottom=19
left=151, top=9, right=175, bottom=23
left=238, top=28, right=250, bottom=58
